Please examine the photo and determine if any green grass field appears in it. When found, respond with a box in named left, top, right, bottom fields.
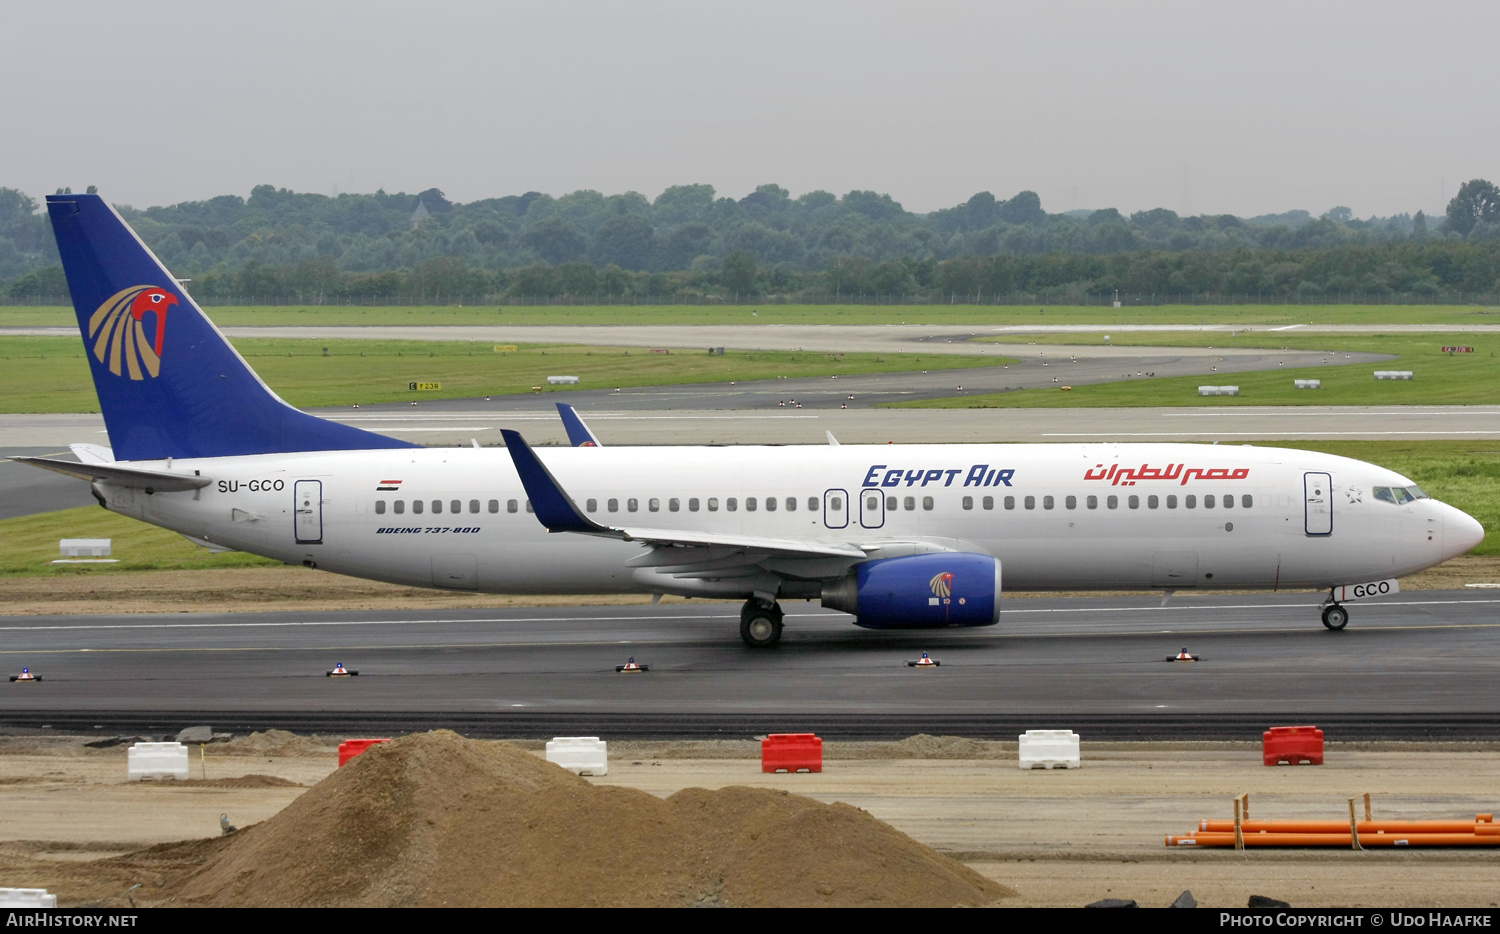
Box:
left=890, top=332, right=1500, bottom=409
left=0, top=337, right=1005, bottom=412
left=1, top=439, right=1493, bottom=578
left=3, top=302, right=1496, bottom=329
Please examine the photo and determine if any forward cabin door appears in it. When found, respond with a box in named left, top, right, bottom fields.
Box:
left=1304, top=472, right=1333, bottom=536
left=859, top=488, right=885, bottom=529
left=294, top=480, right=323, bottom=544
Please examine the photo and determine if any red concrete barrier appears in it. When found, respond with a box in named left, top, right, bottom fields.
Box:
left=338, top=738, right=391, bottom=767
left=762, top=733, right=822, bottom=773
left=1263, top=725, right=1323, bottom=766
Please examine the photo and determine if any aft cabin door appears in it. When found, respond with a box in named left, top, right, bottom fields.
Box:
left=294, top=480, right=323, bottom=544
left=1304, top=472, right=1332, bottom=536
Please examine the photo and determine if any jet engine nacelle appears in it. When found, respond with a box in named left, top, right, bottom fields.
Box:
left=822, top=553, right=1001, bottom=629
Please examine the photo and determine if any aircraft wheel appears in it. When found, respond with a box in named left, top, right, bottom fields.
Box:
left=740, top=601, right=784, bottom=648
left=1321, top=604, right=1349, bottom=631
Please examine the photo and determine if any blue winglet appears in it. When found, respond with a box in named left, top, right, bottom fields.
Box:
left=555, top=403, right=603, bottom=447
left=500, top=430, right=610, bottom=534
left=46, top=194, right=417, bottom=461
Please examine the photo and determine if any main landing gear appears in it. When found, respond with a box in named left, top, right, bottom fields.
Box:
left=740, top=599, right=784, bottom=648
left=1321, top=603, right=1349, bottom=631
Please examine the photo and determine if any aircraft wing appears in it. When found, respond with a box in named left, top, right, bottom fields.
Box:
left=12, top=456, right=212, bottom=492
left=555, top=403, right=603, bottom=447
left=500, top=429, right=864, bottom=561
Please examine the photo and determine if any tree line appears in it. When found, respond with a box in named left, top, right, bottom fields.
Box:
left=2, top=180, right=1498, bottom=303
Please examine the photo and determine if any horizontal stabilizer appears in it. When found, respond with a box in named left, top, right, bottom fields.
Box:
left=12, top=456, right=211, bottom=492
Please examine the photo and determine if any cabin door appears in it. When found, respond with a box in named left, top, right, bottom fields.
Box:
left=859, top=488, right=885, bottom=529
left=294, top=480, right=323, bottom=544
left=1304, top=472, right=1333, bottom=536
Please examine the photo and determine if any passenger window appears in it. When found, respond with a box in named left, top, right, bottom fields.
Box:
left=689, top=498, right=699, bottom=512
left=1223, top=494, right=1234, bottom=509
left=886, top=496, right=898, bottom=510
left=830, top=497, right=841, bottom=511
left=1148, top=495, right=1159, bottom=509
left=1004, top=496, right=1015, bottom=510
left=469, top=500, right=479, bottom=514
left=1242, top=495, right=1252, bottom=508
left=963, top=496, right=974, bottom=510
left=1043, top=495, right=1054, bottom=509
left=1024, top=496, right=1035, bottom=510
left=1065, top=495, right=1076, bottom=509
left=628, top=498, right=638, bottom=512
left=1107, top=495, right=1118, bottom=509
left=649, top=498, right=660, bottom=512
left=489, top=499, right=500, bottom=513
left=669, top=498, right=679, bottom=512
left=586, top=498, right=597, bottom=512
left=375, top=500, right=386, bottom=515
left=1374, top=487, right=1395, bottom=504
left=1167, top=495, right=1177, bottom=509
left=904, top=496, right=915, bottom=511
left=608, top=499, right=619, bottom=512
left=922, top=496, right=934, bottom=510
left=450, top=500, right=461, bottom=514
left=1087, top=495, right=1098, bottom=510
left=982, top=496, right=994, bottom=510
left=1128, top=495, right=1139, bottom=509
left=765, top=497, right=776, bottom=512
left=394, top=500, right=405, bottom=514
left=507, top=499, right=518, bottom=513
left=525, top=500, right=533, bottom=513
left=786, top=497, right=796, bottom=512
left=413, top=500, right=424, bottom=515
left=1204, top=495, right=1215, bottom=509
left=431, top=500, right=442, bottom=514
left=746, top=497, right=757, bottom=511
left=727, top=498, right=737, bottom=511
left=708, top=498, right=719, bottom=512
left=808, top=497, right=818, bottom=511
left=1186, top=495, right=1196, bottom=508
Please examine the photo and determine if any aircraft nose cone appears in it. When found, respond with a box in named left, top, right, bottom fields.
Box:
left=1445, top=506, right=1485, bottom=558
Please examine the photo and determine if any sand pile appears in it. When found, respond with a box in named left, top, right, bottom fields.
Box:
left=216, top=730, right=338, bottom=758
left=164, top=731, right=1011, bottom=907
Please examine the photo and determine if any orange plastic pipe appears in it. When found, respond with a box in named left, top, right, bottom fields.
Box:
left=1198, top=819, right=1491, bottom=834
left=1168, top=832, right=1500, bottom=848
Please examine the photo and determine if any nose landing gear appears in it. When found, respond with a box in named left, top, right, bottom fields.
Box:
left=740, top=599, right=784, bottom=647
left=1321, top=603, right=1349, bottom=631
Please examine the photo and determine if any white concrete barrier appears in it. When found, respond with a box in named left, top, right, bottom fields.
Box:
left=546, top=375, right=580, bottom=385
left=1294, top=379, right=1321, bottom=389
left=545, top=736, right=608, bottom=775
left=128, top=741, right=190, bottom=780
left=1019, top=729, right=1081, bottom=769
left=1374, top=371, right=1414, bottom=380
left=1197, top=386, right=1239, bottom=396
left=0, top=888, right=57, bottom=908
left=60, top=538, right=111, bottom=557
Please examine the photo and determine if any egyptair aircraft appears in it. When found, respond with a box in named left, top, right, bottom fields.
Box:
left=16, top=194, right=1485, bottom=646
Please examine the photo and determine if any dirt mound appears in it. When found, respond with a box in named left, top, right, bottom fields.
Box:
left=173, top=775, right=303, bottom=789
left=215, top=730, right=338, bottom=758
left=169, top=731, right=1012, bottom=907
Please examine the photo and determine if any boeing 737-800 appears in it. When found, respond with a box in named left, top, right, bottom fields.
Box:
left=16, top=195, right=1485, bottom=646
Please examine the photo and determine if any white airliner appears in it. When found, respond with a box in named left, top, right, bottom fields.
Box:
left=17, top=195, right=1485, bottom=647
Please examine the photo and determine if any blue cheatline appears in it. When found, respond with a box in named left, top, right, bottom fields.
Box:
left=46, top=194, right=417, bottom=461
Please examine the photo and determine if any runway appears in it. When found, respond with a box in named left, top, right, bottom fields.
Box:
left=2, top=591, right=1497, bottom=739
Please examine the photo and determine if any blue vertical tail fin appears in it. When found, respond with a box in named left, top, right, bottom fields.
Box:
left=46, top=194, right=416, bottom=460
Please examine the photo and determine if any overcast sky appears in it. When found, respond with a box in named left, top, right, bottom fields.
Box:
left=2, top=1, right=1494, bottom=218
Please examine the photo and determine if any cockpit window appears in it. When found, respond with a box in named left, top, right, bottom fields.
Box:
left=1373, top=487, right=1396, bottom=504
left=1393, top=487, right=1415, bottom=505
left=1409, top=485, right=1429, bottom=500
